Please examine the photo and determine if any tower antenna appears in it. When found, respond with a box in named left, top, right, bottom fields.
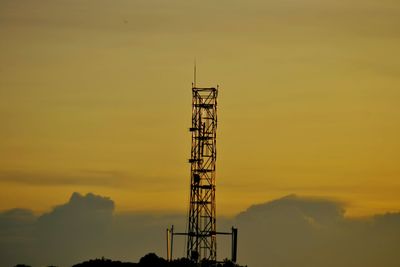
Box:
left=194, top=59, right=197, bottom=88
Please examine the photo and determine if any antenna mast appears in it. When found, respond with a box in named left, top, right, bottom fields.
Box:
left=187, top=83, right=218, bottom=262
left=194, top=60, right=197, bottom=87
left=166, top=70, right=238, bottom=264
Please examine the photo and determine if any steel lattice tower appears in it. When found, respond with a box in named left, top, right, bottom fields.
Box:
left=187, top=85, right=218, bottom=262
left=165, top=80, right=237, bottom=263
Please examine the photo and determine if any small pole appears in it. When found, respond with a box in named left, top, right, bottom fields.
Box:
left=171, top=225, right=174, bottom=261
left=231, top=227, right=238, bottom=263
left=166, top=228, right=170, bottom=261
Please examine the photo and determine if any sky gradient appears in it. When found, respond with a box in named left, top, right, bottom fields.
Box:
left=1, top=0, right=400, bottom=217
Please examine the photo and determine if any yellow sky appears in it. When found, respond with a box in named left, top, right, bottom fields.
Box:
left=0, top=0, right=399, bottom=217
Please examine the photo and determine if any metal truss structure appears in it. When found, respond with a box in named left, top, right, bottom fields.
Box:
left=187, top=85, right=218, bottom=262
left=166, top=80, right=237, bottom=264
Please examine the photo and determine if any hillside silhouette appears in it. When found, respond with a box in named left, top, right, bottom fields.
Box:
left=72, top=253, right=244, bottom=267
left=15, top=253, right=245, bottom=267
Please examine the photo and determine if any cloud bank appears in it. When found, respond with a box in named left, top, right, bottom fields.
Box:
left=235, top=194, right=400, bottom=267
left=1, top=193, right=399, bottom=267
left=0, top=193, right=184, bottom=266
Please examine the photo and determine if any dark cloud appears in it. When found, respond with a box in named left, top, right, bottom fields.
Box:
left=0, top=208, right=36, bottom=225
left=0, top=209, right=37, bottom=266
left=0, top=208, right=36, bottom=246
left=1, top=193, right=400, bottom=267
left=235, top=194, right=400, bottom=267
left=236, top=194, right=345, bottom=225
left=0, top=192, right=185, bottom=266
left=33, top=193, right=115, bottom=265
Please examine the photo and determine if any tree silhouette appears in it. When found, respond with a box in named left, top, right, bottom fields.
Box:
left=138, top=253, right=167, bottom=267
left=19, top=253, right=245, bottom=267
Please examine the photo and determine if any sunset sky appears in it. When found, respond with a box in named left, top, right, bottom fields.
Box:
left=1, top=0, right=399, bottom=217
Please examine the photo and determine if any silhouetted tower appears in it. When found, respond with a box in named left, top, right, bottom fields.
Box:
left=187, top=84, right=218, bottom=262
left=166, top=74, right=237, bottom=263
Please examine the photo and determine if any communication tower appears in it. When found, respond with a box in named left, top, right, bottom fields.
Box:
left=187, top=85, right=218, bottom=261
left=166, top=71, right=237, bottom=264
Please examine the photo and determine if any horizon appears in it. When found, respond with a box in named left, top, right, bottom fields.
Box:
left=4, top=191, right=392, bottom=219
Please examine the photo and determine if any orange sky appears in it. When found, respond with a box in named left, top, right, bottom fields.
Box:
left=0, top=0, right=399, bottom=217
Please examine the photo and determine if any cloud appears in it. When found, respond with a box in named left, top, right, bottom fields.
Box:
left=235, top=194, right=400, bottom=267
left=1, top=193, right=400, bottom=267
left=0, top=192, right=185, bottom=266
left=0, top=170, right=180, bottom=192
left=0, top=208, right=36, bottom=244
left=0, top=209, right=37, bottom=266
left=0, top=170, right=127, bottom=187
left=32, top=193, right=115, bottom=265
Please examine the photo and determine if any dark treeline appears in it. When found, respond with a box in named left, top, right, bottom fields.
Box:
left=15, top=253, right=245, bottom=267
